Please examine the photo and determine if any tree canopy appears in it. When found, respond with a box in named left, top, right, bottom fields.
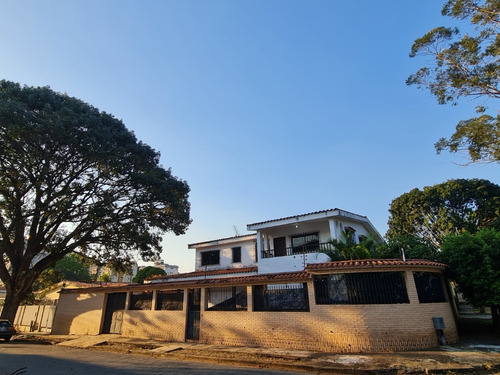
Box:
left=52, top=253, right=92, bottom=282
left=376, top=235, right=439, bottom=261
left=0, top=80, right=191, bottom=321
left=132, top=266, right=166, bottom=284
left=407, top=0, right=500, bottom=164
left=439, top=228, right=500, bottom=330
left=387, top=178, right=500, bottom=246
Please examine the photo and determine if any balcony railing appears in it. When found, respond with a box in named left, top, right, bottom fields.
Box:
left=261, top=242, right=331, bottom=259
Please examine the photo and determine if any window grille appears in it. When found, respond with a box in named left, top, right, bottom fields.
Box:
left=206, top=286, right=247, bottom=311
left=156, top=289, right=184, bottom=310
left=129, top=291, right=153, bottom=310
left=291, top=233, right=319, bottom=254
left=413, top=272, right=446, bottom=303
left=314, top=272, right=409, bottom=305
left=253, top=283, right=309, bottom=312
left=201, top=250, right=220, bottom=266
left=232, top=247, right=242, bottom=263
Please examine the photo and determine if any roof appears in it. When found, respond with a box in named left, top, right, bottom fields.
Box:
left=247, top=208, right=383, bottom=242
left=188, top=234, right=256, bottom=248
left=306, top=259, right=448, bottom=272
left=61, top=270, right=309, bottom=294
left=247, top=208, right=347, bottom=227
left=59, top=259, right=447, bottom=294
left=146, top=266, right=258, bottom=281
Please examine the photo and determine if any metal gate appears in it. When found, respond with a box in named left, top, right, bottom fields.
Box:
left=186, top=288, right=200, bottom=340
left=101, top=292, right=126, bottom=334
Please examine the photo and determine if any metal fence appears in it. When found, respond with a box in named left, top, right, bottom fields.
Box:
left=253, top=283, right=309, bottom=311
left=314, top=272, right=409, bottom=304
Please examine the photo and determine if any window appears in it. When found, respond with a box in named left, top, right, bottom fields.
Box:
left=129, top=291, right=153, bottom=310
left=253, top=283, right=309, bottom=312
left=206, top=286, right=247, bottom=311
left=344, top=226, right=356, bottom=242
left=314, top=272, right=409, bottom=305
left=201, top=250, right=220, bottom=266
left=232, top=247, right=241, bottom=263
left=413, top=272, right=446, bottom=303
left=291, top=232, right=319, bottom=254
left=156, top=290, right=184, bottom=310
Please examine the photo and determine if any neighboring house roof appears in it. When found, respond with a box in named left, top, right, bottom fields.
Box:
left=59, top=259, right=447, bottom=294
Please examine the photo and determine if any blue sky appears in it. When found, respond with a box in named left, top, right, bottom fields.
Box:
left=1, top=1, right=498, bottom=272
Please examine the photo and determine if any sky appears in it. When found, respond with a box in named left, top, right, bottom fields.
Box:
left=1, top=1, right=498, bottom=273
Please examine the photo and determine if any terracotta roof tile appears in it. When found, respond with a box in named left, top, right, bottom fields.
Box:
left=60, top=259, right=447, bottom=294
left=305, top=259, right=447, bottom=271
left=146, top=266, right=258, bottom=281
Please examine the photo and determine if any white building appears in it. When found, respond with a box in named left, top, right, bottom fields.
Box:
left=186, top=208, right=383, bottom=276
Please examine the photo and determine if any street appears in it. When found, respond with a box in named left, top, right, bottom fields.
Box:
left=0, top=341, right=301, bottom=375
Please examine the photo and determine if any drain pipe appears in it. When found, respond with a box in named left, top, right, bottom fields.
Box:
left=433, top=317, right=447, bottom=345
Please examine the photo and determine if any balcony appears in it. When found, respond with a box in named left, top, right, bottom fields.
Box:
left=261, top=242, right=331, bottom=259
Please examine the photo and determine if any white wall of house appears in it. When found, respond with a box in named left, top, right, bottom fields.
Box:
left=192, top=236, right=257, bottom=271
left=257, top=252, right=331, bottom=274
left=254, top=215, right=380, bottom=274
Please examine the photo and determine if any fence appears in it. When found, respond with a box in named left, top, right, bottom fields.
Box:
left=13, top=304, right=57, bottom=333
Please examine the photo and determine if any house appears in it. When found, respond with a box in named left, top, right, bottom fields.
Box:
left=182, top=208, right=382, bottom=276
left=50, top=209, right=458, bottom=353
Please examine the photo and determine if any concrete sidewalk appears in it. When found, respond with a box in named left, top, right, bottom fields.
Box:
left=16, top=333, right=500, bottom=374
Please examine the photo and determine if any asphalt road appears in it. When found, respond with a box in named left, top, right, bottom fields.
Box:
left=0, top=342, right=302, bottom=375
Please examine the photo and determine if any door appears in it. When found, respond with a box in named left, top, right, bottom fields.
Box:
left=186, top=288, right=201, bottom=340
left=273, top=237, right=287, bottom=257
left=102, top=292, right=127, bottom=334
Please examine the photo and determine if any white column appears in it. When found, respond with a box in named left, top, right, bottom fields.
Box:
left=256, top=232, right=263, bottom=261
left=329, top=219, right=338, bottom=240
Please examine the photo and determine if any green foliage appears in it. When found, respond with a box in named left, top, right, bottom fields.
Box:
left=387, top=178, right=500, bottom=246
left=435, top=107, right=500, bottom=164
left=53, top=253, right=92, bottom=282
left=98, top=273, right=111, bottom=282
left=407, top=0, right=500, bottom=164
left=439, top=228, right=500, bottom=329
left=376, top=235, right=439, bottom=261
left=322, top=230, right=380, bottom=261
left=132, top=266, right=166, bottom=284
left=0, top=80, right=191, bottom=321
left=34, top=268, right=64, bottom=291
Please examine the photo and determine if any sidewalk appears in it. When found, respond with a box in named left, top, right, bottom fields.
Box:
left=17, top=332, right=500, bottom=374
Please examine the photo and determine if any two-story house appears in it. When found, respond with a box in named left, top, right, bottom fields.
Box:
left=51, top=208, right=458, bottom=353
left=187, top=208, right=383, bottom=276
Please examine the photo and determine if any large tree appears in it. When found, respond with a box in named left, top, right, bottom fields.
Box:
left=132, top=266, right=166, bottom=284
left=0, top=81, right=191, bottom=321
left=387, top=178, right=500, bottom=246
left=407, top=0, right=500, bottom=164
left=439, top=228, right=500, bottom=331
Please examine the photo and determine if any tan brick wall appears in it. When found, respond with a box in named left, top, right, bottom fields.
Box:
left=121, top=310, right=186, bottom=342
left=51, top=267, right=458, bottom=353
left=52, top=292, right=105, bottom=335
left=198, top=276, right=458, bottom=352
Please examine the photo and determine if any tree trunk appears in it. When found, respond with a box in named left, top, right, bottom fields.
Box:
left=492, top=304, right=500, bottom=333
left=0, top=288, right=22, bottom=322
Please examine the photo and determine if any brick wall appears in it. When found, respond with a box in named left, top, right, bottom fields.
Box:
left=197, top=277, right=458, bottom=352
left=52, top=292, right=105, bottom=335
left=52, top=266, right=458, bottom=352
left=121, top=310, right=186, bottom=342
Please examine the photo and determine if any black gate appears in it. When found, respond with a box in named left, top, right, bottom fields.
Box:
left=186, top=288, right=200, bottom=340
left=102, top=292, right=127, bottom=334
